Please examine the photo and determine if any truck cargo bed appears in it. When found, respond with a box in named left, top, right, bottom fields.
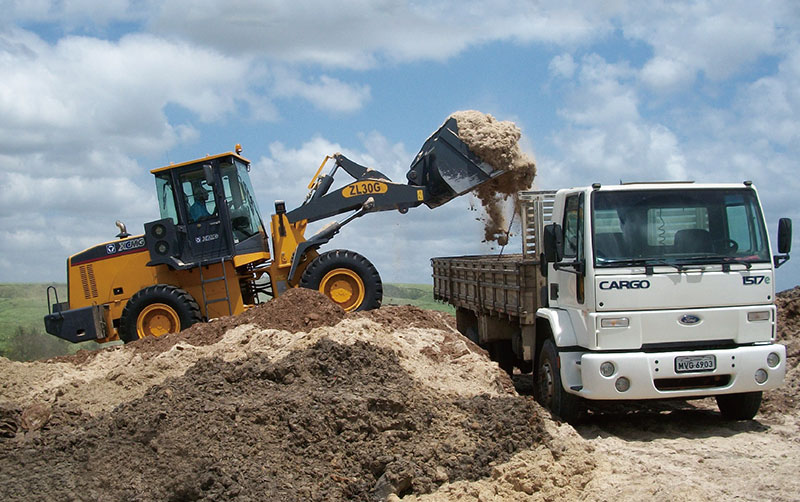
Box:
left=431, top=254, right=542, bottom=325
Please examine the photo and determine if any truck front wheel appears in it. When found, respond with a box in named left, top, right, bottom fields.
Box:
left=716, top=391, right=762, bottom=420
left=535, top=339, right=584, bottom=423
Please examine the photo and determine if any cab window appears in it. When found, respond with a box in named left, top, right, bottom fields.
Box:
left=179, top=170, right=217, bottom=223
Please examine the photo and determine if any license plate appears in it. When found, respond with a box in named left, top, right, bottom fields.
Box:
left=675, top=355, right=716, bottom=373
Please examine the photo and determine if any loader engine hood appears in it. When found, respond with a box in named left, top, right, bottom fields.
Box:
left=406, top=117, right=505, bottom=208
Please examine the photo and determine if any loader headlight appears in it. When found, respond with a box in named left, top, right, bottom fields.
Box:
left=152, top=223, right=167, bottom=238
left=615, top=377, right=630, bottom=392
left=755, top=369, right=768, bottom=384
left=600, top=361, right=616, bottom=377
left=767, top=352, right=780, bottom=368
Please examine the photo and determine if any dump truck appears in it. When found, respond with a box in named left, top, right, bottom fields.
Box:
left=44, top=117, right=506, bottom=344
left=432, top=184, right=792, bottom=422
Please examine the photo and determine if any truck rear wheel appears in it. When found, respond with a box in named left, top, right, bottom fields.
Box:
left=119, top=285, right=202, bottom=343
left=716, top=391, right=762, bottom=420
left=535, top=339, right=584, bottom=423
left=300, top=250, right=382, bottom=312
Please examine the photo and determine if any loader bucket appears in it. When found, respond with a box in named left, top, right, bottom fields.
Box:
left=406, top=117, right=505, bottom=208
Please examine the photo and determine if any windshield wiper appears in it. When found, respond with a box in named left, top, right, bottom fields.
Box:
left=679, top=255, right=753, bottom=270
left=598, top=258, right=684, bottom=272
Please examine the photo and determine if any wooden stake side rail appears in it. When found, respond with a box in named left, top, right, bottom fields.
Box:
left=431, top=254, right=541, bottom=325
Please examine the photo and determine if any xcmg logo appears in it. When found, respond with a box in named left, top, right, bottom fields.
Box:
left=599, top=280, right=651, bottom=290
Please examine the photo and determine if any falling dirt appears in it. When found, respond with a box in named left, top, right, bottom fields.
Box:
left=2, top=286, right=799, bottom=501
left=450, top=110, right=537, bottom=245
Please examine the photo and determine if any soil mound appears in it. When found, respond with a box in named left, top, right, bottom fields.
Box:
left=132, top=287, right=346, bottom=354
left=0, top=339, right=546, bottom=501
left=762, top=286, right=800, bottom=415
left=450, top=110, right=537, bottom=245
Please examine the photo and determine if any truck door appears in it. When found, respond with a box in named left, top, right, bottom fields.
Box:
left=179, top=169, right=232, bottom=263
left=553, top=192, right=586, bottom=308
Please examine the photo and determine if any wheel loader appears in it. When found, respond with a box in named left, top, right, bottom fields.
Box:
left=44, top=118, right=507, bottom=343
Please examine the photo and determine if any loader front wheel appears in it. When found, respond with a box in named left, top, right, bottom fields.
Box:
left=300, top=250, right=382, bottom=312
left=119, top=285, right=202, bottom=343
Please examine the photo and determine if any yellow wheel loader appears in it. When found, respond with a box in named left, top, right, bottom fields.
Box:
left=44, top=118, right=506, bottom=343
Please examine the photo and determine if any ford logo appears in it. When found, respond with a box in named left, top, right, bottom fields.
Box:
left=679, top=314, right=702, bottom=325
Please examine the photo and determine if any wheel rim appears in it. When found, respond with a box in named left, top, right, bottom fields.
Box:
left=319, top=268, right=365, bottom=312
left=538, top=359, right=555, bottom=407
left=136, top=303, right=180, bottom=339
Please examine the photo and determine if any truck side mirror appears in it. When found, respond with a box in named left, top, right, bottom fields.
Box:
left=543, top=224, right=563, bottom=263
left=778, top=218, right=792, bottom=254
left=203, top=164, right=216, bottom=186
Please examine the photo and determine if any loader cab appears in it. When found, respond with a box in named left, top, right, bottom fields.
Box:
left=147, top=152, right=269, bottom=269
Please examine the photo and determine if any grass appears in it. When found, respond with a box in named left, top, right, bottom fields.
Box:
left=0, top=282, right=452, bottom=361
left=382, top=283, right=454, bottom=314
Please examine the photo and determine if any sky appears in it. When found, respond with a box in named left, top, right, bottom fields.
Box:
left=1, top=0, right=799, bottom=292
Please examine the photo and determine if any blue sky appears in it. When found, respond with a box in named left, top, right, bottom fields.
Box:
left=1, top=0, right=798, bottom=291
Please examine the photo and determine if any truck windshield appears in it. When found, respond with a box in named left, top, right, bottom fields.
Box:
left=219, top=159, right=265, bottom=243
left=592, top=188, right=770, bottom=267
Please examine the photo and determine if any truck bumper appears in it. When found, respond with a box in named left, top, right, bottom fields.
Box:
left=561, top=343, right=786, bottom=400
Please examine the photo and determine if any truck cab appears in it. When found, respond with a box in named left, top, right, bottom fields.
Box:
left=541, top=182, right=791, bottom=419
left=432, top=181, right=792, bottom=422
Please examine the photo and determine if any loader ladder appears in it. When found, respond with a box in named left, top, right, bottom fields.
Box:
left=199, top=258, right=233, bottom=318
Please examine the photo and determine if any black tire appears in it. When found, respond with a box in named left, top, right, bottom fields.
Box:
left=534, top=338, right=585, bottom=423
left=716, top=391, right=762, bottom=420
left=300, top=250, right=382, bottom=312
left=119, top=285, right=202, bottom=343
left=488, top=340, right=514, bottom=376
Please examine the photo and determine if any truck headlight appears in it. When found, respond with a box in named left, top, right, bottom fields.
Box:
left=747, top=311, right=770, bottom=322
left=615, top=377, right=630, bottom=392
left=754, top=369, right=768, bottom=384
left=600, top=361, right=616, bottom=377
left=767, top=352, right=780, bottom=368
left=601, top=317, right=630, bottom=328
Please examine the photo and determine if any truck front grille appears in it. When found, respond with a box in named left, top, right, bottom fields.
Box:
left=655, top=374, right=731, bottom=391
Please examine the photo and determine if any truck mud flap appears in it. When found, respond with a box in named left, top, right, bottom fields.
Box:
left=44, top=305, right=107, bottom=343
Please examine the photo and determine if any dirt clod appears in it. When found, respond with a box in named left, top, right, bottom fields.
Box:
left=450, top=110, right=537, bottom=245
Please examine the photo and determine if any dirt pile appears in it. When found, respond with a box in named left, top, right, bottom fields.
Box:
left=762, top=286, right=800, bottom=415
left=0, top=339, right=546, bottom=501
left=451, top=110, right=537, bottom=245
left=0, top=289, right=594, bottom=501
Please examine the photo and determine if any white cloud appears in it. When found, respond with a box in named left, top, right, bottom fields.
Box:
left=549, top=53, right=577, bottom=79
left=623, top=0, right=793, bottom=92
left=273, top=71, right=371, bottom=113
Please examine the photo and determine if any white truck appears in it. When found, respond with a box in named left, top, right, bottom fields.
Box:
left=432, top=182, right=792, bottom=422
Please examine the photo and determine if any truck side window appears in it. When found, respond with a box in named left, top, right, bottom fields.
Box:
left=563, top=194, right=583, bottom=260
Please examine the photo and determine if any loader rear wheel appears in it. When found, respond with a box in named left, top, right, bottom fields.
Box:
left=300, top=250, right=382, bottom=312
left=119, top=285, right=202, bottom=343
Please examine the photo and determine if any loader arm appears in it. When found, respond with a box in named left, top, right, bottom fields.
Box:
left=286, top=116, right=502, bottom=224
left=274, top=116, right=508, bottom=283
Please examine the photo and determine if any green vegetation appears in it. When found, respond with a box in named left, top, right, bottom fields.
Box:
left=383, top=283, right=454, bottom=314
left=0, top=282, right=451, bottom=361
left=0, top=283, right=99, bottom=361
